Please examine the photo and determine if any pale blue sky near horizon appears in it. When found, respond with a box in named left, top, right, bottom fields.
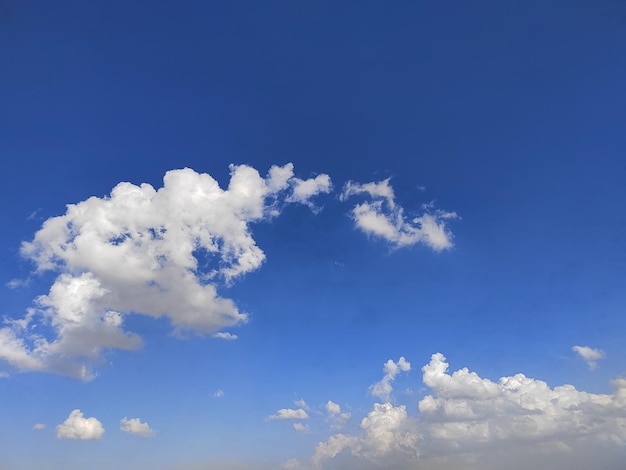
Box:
left=1, top=1, right=626, bottom=469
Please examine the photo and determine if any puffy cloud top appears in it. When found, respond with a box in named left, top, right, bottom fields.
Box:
left=0, top=164, right=458, bottom=382
left=290, top=352, right=626, bottom=470
left=370, top=356, right=411, bottom=401
left=120, top=417, right=154, bottom=437
left=0, top=164, right=331, bottom=379
left=56, top=409, right=104, bottom=440
left=325, top=400, right=342, bottom=415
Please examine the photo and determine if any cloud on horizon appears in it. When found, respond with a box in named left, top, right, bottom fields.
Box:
left=284, top=353, right=626, bottom=470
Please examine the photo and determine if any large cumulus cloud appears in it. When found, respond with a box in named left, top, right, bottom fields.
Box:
left=0, top=163, right=331, bottom=379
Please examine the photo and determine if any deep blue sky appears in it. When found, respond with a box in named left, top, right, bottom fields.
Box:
left=1, top=1, right=626, bottom=469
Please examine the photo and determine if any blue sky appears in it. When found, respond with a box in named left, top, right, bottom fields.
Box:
left=1, top=1, right=626, bottom=469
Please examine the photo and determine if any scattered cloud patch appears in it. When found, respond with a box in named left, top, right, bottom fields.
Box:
left=325, top=400, right=341, bottom=415
left=325, top=400, right=351, bottom=430
left=213, top=332, right=238, bottom=340
left=0, top=163, right=331, bottom=379
left=33, top=423, right=45, bottom=430
left=573, top=345, right=605, bottom=370
left=293, top=422, right=309, bottom=433
left=120, top=417, right=155, bottom=437
left=6, top=278, right=29, bottom=289
left=340, top=179, right=457, bottom=251
left=369, top=357, right=411, bottom=401
left=286, top=173, right=333, bottom=211
left=27, top=209, right=41, bottom=221
left=294, top=399, right=310, bottom=411
left=268, top=408, right=309, bottom=421
left=213, top=389, right=225, bottom=398
left=56, top=409, right=104, bottom=440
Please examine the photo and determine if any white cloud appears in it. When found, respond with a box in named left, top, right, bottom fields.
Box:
left=310, top=403, right=418, bottom=467
left=0, top=327, right=45, bottom=372
left=286, top=173, right=333, bottom=210
left=268, top=408, right=310, bottom=421
left=6, top=278, right=29, bottom=289
left=325, top=400, right=351, bottom=430
left=213, top=332, right=238, bottom=340
left=325, top=400, right=341, bottom=415
left=340, top=179, right=457, bottom=250
left=312, top=433, right=359, bottom=466
left=56, top=409, right=104, bottom=440
left=294, top=399, right=310, bottom=411
left=293, top=422, right=309, bottom=433
left=290, top=353, right=626, bottom=470
left=120, top=417, right=155, bottom=437
left=213, top=389, right=225, bottom=398
left=369, top=357, right=411, bottom=401
left=0, top=164, right=331, bottom=379
left=33, top=423, right=45, bottom=430
left=573, top=345, right=605, bottom=370
left=341, top=179, right=396, bottom=206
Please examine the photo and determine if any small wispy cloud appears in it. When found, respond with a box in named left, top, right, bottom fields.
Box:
left=120, top=417, right=155, bottom=437
left=213, top=332, right=238, bottom=340
left=294, top=399, right=310, bottom=410
left=340, top=178, right=457, bottom=251
left=325, top=400, right=351, bottom=429
left=213, top=389, right=225, bottom=398
left=268, top=408, right=309, bottom=421
left=27, top=209, right=41, bottom=221
left=6, top=278, right=30, bottom=289
left=33, top=423, right=45, bottom=430
left=572, top=345, right=605, bottom=370
left=293, top=422, right=309, bottom=433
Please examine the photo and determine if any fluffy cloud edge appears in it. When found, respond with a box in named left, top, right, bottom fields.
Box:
left=573, top=345, right=605, bottom=370
left=284, top=351, right=626, bottom=470
left=369, top=356, right=411, bottom=401
left=120, top=417, right=155, bottom=437
left=340, top=179, right=457, bottom=251
left=268, top=408, right=310, bottom=421
left=56, top=409, right=105, bottom=440
left=0, top=163, right=332, bottom=380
